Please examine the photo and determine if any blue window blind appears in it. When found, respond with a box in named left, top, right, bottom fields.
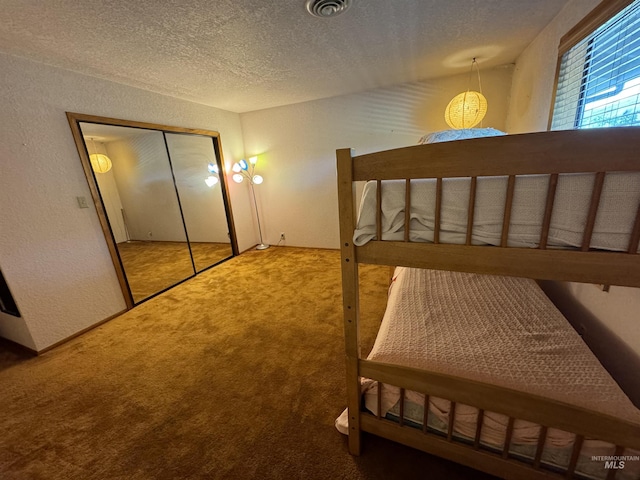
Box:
left=552, top=0, right=640, bottom=130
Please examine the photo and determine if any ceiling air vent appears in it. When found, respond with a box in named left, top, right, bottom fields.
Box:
left=305, top=0, right=352, bottom=18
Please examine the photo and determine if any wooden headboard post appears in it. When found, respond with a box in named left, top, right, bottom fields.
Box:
left=337, top=147, right=362, bottom=455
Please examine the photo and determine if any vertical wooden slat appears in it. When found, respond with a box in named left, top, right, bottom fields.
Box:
left=474, top=409, right=485, bottom=450
left=434, top=178, right=443, bottom=244
left=399, top=388, right=405, bottom=427
left=376, top=382, right=382, bottom=419
left=376, top=179, right=382, bottom=241
left=336, top=148, right=362, bottom=455
left=539, top=174, right=559, bottom=249
left=502, top=417, right=515, bottom=459
left=404, top=179, right=411, bottom=242
left=605, top=446, right=625, bottom=480
left=582, top=172, right=606, bottom=251
left=566, top=435, right=584, bottom=478
left=447, top=401, right=456, bottom=441
left=533, top=426, right=548, bottom=469
left=422, top=394, right=430, bottom=434
left=628, top=202, right=640, bottom=253
left=466, top=176, right=477, bottom=246
left=501, top=175, right=516, bottom=247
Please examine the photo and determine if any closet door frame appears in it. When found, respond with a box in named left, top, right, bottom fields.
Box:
left=66, top=112, right=239, bottom=309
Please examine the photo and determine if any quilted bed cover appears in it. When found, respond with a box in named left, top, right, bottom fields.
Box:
left=336, top=267, right=640, bottom=469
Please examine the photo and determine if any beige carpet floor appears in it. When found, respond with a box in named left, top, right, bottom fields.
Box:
left=0, top=247, right=496, bottom=480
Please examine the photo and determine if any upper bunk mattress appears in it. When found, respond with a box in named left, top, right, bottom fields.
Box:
left=366, top=266, right=640, bottom=426
left=353, top=173, right=640, bottom=251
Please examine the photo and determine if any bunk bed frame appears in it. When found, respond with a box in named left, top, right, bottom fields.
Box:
left=337, top=127, right=640, bottom=479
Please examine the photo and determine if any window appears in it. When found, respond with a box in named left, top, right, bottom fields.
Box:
left=551, top=0, right=640, bottom=130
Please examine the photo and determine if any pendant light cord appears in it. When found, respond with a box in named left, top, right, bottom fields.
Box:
left=467, top=57, right=483, bottom=94
left=475, top=58, right=483, bottom=95
left=467, top=57, right=484, bottom=127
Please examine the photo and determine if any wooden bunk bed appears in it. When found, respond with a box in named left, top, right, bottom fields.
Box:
left=336, top=127, right=640, bottom=480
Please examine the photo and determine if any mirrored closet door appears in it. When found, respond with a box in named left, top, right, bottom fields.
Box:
left=67, top=113, right=238, bottom=308
left=165, top=133, right=233, bottom=273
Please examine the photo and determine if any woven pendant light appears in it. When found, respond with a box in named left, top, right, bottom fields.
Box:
left=444, top=58, right=488, bottom=129
left=444, top=91, right=488, bottom=129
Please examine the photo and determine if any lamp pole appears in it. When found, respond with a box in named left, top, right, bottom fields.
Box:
left=250, top=181, right=269, bottom=250
left=232, top=157, right=269, bottom=250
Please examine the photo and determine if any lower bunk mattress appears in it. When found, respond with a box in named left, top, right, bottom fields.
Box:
left=336, top=267, right=640, bottom=479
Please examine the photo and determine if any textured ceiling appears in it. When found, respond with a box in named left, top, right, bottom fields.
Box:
left=0, top=0, right=570, bottom=113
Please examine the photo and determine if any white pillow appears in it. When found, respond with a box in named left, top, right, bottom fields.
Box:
left=418, top=128, right=506, bottom=144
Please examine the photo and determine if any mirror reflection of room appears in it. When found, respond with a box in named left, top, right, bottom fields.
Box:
left=165, top=133, right=233, bottom=272
left=79, top=122, right=233, bottom=304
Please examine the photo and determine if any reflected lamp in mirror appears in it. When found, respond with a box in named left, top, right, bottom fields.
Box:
left=205, top=162, right=219, bottom=187
left=90, top=153, right=113, bottom=173
left=87, top=138, right=113, bottom=173
left=231, top=155, right=269, bottom=250
left=444, top=58, right=488, bottom=129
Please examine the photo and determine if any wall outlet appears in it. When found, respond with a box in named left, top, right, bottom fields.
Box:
left=148, top=231, right=153, bottom=238
left=280, top=232, right=285, bottom=241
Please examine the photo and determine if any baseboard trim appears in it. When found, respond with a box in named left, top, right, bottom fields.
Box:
left=241, top=244, right=340, bottom=253
left=36, top=309, right=127, bottom=355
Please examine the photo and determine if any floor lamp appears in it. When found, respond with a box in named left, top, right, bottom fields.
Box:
left=232, top=156, right=269, bottom=250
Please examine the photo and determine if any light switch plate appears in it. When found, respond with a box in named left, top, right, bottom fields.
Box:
left=76, top=196, right=89, bottom=209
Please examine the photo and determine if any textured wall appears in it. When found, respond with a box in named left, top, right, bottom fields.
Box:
left=0, top=53, right=253, bottom=351
left=240, top=65, right=514, bottom=249
left=506, top=0, right=640, bottom=357
left=506, top=0, right=601, bottom=133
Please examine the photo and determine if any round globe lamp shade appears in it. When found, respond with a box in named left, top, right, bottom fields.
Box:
left=89, top=153, right=113, bottom=174
left=444, top=91, right=488, bottom=129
